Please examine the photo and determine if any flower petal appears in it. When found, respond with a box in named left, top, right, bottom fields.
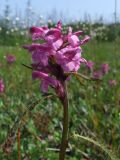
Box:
left=80, top=35, right=90, bottom=45
left=68, top=35, right=79, bottom=47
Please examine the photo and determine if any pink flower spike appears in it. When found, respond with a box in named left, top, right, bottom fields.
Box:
left=24, top=21, right=91, bottom=94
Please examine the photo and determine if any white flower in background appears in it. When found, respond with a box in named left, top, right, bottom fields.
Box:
left=83, top=24, right=86, bottom=27
left=76, top=25, right=80, bottom=29
left=0, top=27, right=2, bottom=31
left=6, top=31, right=10, bottom=35
left=48, top=19, right=53, bottom=24
left=39, top=19, right=45, bottom=25
left=23, top=25, right=27, bottom=29
left=39, top=15, right=44, bottom=19
left=5, top=17, right=10, bottom=21
left=20, top=31, right=24, bottom=35
left=21, top=21, right=27, bottom=29
left=90, top=30, right=96, bottom=38
left=18, top=48, right=22, bottom=51
left=14, top=27, right=19, bottom=31
left=105, top=37, right=108, bottom=41
left=15, top=17, right=20, bottom=21
left=12, top=21, right=16, bottom=25
left=25, top=30, right=29, bottom=35
left=11, top=28, right=14, bottom=33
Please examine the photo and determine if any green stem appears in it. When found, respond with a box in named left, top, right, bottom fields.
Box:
left=59, top=82, right=69, bottom=160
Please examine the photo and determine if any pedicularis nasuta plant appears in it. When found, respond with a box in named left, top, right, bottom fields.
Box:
left=23, top=21, right=90, bottom=160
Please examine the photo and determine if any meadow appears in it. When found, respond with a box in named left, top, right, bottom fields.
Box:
left=0, top=29, right=120, bottom=160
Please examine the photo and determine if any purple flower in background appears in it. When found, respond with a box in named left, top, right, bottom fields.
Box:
left=93, top=71, right=102, bottom=79
left=0, top=79, right=5, bottom=93
left=6, top=54, right=16, bottom=64
left=86, top=60, right=94, bottom=70
left=109, top=79, right=117, bottom=87
left=23, top=21, right=90, bottom=98
left=101, top=63, right=109, bottom=74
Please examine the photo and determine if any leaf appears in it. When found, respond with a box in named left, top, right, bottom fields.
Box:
left=73, top=133, right=119, bottom=160
left=65, top=72, right=102, bottom=81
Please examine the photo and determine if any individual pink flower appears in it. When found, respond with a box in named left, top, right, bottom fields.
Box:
left=86, top=60, right=94, bottom=70
left=68, top=34, right=80, bottom=47
left=23, top=43, right=53, bottom=67
left=6, top=54, right=16, bottom=64
left=32, top=71, right=58, bottom=91
left=30, top=26, right=48, bottom=40
left=109, top=79, right=117, bottom=87
left=32, top=71, right=65, bottom=96
left=55, top=47, right=84, bottom=72
left=67, top=27, right=90, bottom=47
left=0, top=79, right=5, bottom=93
left=30, top=23, right=63, bottom=50
left=101, top=63, right=109, bottom=74
left=23, top=21, right=90, bottom=98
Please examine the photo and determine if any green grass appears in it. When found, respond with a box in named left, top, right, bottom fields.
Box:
left=0, top=40, right=120, bottom=159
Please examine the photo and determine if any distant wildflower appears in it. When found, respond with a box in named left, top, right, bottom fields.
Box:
left=23, top=21, right=90, bottom=99
left=6, top=54, right=16, bottom=64
left=101, top=63, right=109, bottom=74
left=93, top=71, right=102, bottom=79
left=10, top=29, right=14, bottom=33
left=5, top=17, right=10, bottom=21
left=86, top=60, right=94, bottom=70
left=6, top=31, right=10, bottom=35
left=109, top=79, right=117, bottom=87
left=14, top=27, right=19, bottom=32
left=15, top=17, right=20, bottom=21
left=20, top=31, right=24, bottom=36
left=0, top=79, right=5, bottom=93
